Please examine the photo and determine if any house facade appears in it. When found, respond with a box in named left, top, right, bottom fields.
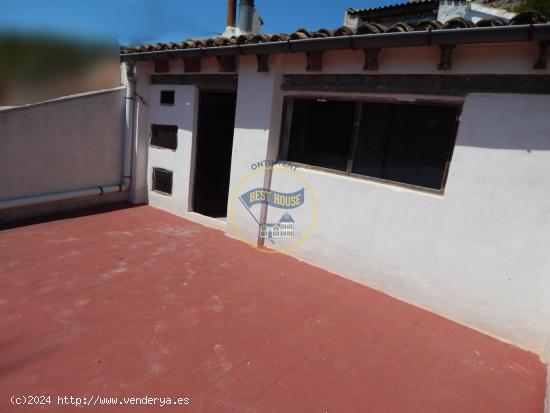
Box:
left=121, top=5, right=550, bottom=364
left=344, top=0, right=516, bottom=28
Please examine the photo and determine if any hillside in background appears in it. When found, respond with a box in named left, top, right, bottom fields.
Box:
left=474, top=0, right=522, bottom=10
left=475, top=0, right=550, bottom=15
left=0, top=34, right=119, bottom=106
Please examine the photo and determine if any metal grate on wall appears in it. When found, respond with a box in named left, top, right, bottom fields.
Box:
left=150, top=124, right=178, bottom=150
left=160, top=90, right=175, bottom=105
left=152, top=168, right=173, bottom=195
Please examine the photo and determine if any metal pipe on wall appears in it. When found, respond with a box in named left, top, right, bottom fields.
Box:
left=0, top=186, right=124, bottom=210
left=122, top=62, right=135, bottom=192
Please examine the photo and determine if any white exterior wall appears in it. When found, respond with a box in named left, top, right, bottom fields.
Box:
left=131, top=42, right=550, bottom=359
left=226, top=55, right=284, bottom=242
left=146, top=84, right=197, bottom=216
left=227, top=43, right=550, bottom=360
left=343, top=13, right=360, bottom=30
left=437, top=0, right=471, bottom=22
left=133, top=57, right=235, bottom=228
left=468, top=3, right=515, bottom=22
left=267, top=93, right=550, bottom=361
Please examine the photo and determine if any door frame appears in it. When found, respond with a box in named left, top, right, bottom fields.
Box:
left=189, top=89, right=238, bottom=218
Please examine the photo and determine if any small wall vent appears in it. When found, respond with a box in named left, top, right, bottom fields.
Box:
left=152, top=168, right=173, bottom=195
left=160, top=90, right=175, bottom=105
left=150, top=124, right=178, bottom=150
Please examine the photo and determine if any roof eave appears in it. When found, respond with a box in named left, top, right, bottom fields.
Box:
left=121, top=24, right=550, bottom=62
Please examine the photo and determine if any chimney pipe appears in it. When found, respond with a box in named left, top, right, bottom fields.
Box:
left=238, top=0, right=254, bottom=33
left=227, top=0, right=236, bottom=28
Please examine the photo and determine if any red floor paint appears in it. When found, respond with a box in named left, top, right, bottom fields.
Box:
left=0, top=205, right=546, bottom=412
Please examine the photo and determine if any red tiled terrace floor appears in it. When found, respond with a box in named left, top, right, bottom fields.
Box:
left=0, top=205, right=547, bottom=412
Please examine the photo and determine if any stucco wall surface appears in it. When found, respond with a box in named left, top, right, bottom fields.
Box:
left=267, top=93, right=550, bottom=360
left=133, top=45, right=550, bottom=360
left=225, top=46, right=550, bottom=359
left=146, top=84, right=197, bottom=216
left=0, top=88, right=127, bottom=222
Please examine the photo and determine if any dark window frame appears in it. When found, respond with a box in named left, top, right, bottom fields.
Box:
left=160, top=90, right=175, bottom=106
left=278, top=96, right=461, bottom=194
left=150, top=124, right=178, bottom=150
left=152, top=168, right=173, bottom=195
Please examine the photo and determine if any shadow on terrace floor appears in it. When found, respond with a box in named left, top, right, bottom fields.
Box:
left=0, top=202, right=141, bottom=231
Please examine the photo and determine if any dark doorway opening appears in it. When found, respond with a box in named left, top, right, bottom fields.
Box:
left=193, top=92, right=237, bottom=218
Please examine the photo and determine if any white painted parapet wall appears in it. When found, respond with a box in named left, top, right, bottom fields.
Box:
left=0, top=88, right=128, bottom=222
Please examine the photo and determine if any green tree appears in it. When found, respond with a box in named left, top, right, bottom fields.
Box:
left=514, top=0, right=550, bottom=17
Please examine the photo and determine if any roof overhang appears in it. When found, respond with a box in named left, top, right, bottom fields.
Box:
left=121, top=24, right=550, bottom=62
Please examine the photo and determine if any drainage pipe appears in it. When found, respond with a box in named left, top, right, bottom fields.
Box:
left=122, top=62, right=135, bottom=192
left=0, top=185, right=125, bottom=210
left=0, top=66, right=135, bottom=211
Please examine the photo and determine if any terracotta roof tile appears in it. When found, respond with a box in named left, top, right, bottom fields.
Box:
left=312, top=29, right=332, bottom=38
left=333, top=26, right=355, bottom=37
left=269, top=33, right=290, bottom=42
left=414, top=19, right=443, bottom=30
left=386, top=22, right=416, bottom=32
left=289, top=30, right=310, bottom=40
left=442, top=17, right=475, bottom=29
left=475, top=17, right=507, bottom=27
left=120, top=11, right=549, bottom=55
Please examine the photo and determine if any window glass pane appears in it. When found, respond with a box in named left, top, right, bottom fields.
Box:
left=353, top=103, right=458, bottom=190
left=287, top=99, right=356, bottom=172
left=352, top=103, right=393, bottom=179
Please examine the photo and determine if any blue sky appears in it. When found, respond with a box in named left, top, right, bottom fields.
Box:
left=0, top=0, right=396, bottom=46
